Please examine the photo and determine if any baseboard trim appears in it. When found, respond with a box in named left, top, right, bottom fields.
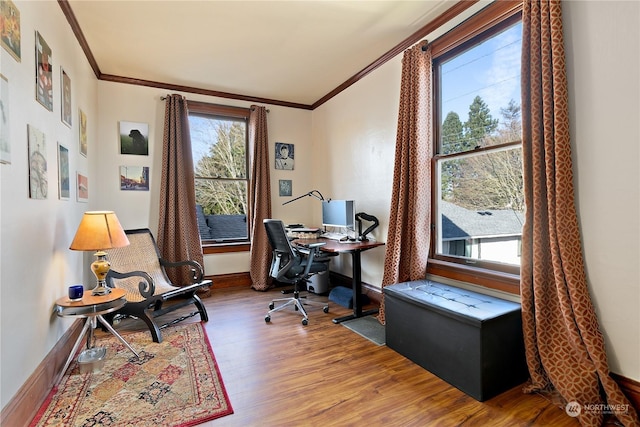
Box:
left=0, top=319, right=84, bottom=427
left=612, top=373, right=640, bottom=413
left=207, top=272, right=252, bottom=289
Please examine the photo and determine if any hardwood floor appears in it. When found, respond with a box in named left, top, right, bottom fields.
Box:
left=112, top=287, right=580, bottom=426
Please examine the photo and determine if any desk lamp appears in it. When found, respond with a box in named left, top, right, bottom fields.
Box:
left=69, top=211, right=129, bottom=296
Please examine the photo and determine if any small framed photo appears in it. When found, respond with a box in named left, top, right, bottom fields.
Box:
left=0, top=74, right=10, bottom=164
left=79, top=108, right=87, bottom=157
left=27, top=124, right=47, bottom=199
left=35, top=31, right=53, bottom=111
left=1, top=0, right=21, bottom=62
left=61, top=67, right=71, bottom=127
left=119, top=121, right=148, bottom=155
left=76, top=172, right=88, bottom=202
left=120, top=165, right=149, bottom=191
left=57, top=143, right=70, bottom=200
left=275, top=142, right=294, bottom=170
left=279, top=179, right=292, bottom=197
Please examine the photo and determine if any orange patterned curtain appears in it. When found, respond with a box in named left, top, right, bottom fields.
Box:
left=520, top=2, right=638, bottom=426
left=157, top=94, right=205, bottom=285
left=248, top=105, right=272, bottom=291
left=378, top=41, right=432, bottom=324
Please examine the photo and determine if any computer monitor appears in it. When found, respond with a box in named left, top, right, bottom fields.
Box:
left=322, top=200, right=355, bottom=229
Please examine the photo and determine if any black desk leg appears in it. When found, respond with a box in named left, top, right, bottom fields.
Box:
left=332, top=250, right=379, bottom=324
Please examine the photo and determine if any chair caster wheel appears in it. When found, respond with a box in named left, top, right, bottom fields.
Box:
left=269, top=302, right=274, bottom=310
left=265, top=315, right=271, bottom=323
left=302, top=319, right=308, bottom=326
left=323, top=306, right=329, bottom=313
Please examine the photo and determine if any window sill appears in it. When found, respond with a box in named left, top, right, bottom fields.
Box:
left=202, top=242, right=250, bottom=254
left=426, top=258, right=520, bottom=295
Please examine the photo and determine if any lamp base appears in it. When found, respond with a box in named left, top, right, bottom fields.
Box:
left=91, top=285, right=111, bottom=296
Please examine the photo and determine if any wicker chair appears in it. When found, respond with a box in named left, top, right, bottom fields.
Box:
left=105, top=228, right=212, bottom=343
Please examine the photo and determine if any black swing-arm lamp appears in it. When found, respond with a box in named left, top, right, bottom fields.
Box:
left=355, top=212, right=379, bottom=241
left=282, top=189, right=329, bottom=206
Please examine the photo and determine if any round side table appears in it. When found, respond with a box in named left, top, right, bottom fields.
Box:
left=55, top=288, right=139, bottom=382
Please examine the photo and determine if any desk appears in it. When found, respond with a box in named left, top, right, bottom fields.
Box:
left=294, top=238, right=384, bottom=324
left=55, top=288, right=139, bottom=381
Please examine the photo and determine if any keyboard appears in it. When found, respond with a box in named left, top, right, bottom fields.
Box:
left=321, top=232, right=348, bottom=241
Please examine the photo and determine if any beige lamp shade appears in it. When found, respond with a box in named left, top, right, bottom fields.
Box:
left=69, top=211, right=130, bottom=251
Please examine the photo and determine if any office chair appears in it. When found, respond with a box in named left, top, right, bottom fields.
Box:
left=263, top=219, right=330, bottom=325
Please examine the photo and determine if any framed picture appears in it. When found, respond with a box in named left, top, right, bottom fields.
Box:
left=119, top=121, right=148, bottom=155
left=79, top=108, right=87, bottom=156
left=0, top=74, right=10, bottom=164
left=76, top=172, right=88, bottom=202
left=279, top=179, right=292, bottom=197
left=35, top=31, right=53, bottom=111
left=27, top=124, right=47, bottom=199
left=120, top=165, right=149, bottom=191
left=61, top=67, right=71, bottom=127
left=275, top=142, right=294, bottom=170
left=57, top=143, right=70, bottom=200
left=1, top=0, right=21, bottom=62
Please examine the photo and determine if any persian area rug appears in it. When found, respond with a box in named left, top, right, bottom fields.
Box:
left=31, top=322, right=233, bottom=427
left=341, top=315, right=386, bottom=346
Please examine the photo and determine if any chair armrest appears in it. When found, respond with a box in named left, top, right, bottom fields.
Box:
left=106, top=269, right=155, bottom=299
left=159, top=258, right=205, bottom=283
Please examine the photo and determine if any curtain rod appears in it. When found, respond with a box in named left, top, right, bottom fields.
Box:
left=160, top=95, right=269, bottom=112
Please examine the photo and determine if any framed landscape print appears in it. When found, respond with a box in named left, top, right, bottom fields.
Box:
left=0, top=74, right=10, bottom=164
left=120, top=165, right=149, bottom=191
left=119, top=121, right=149, bottom=155
left=1, top=0, right=21, bottom=62
left=61, top=67, right=71, bottom=127
left=27, top=124, right=47, bottom=199
left=35, top=31, right=53, bottom=111
left=79, top=108, right=87, bottom=156
left=57, top=143, right=70, bottom=200
left=76, top=172, right=88, bottom=202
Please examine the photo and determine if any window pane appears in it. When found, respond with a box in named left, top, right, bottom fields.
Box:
left=437, top=147, right=524, bottom=266
left=195, top=179, right=248, bottom=240
left=440, top=22, right=522, bottom=155
left=190, top=115, right=246, bottom=179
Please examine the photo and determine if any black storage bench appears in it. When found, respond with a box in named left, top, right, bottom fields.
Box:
left=384, top=280, right=528, bottom=401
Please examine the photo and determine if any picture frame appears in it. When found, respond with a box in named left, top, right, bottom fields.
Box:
left=1, top=0, right=21, bottom=62
left=57, top=143, right=70, bottom=200
left=120, top=165, right=149, bottom=191
left=119, top=121, right=149, bottom=155
left=61, top=67, right=71, bottom=127
left=35, top=31, right=53, bottom=111
left=76, top=172, right=88, bottom=202
left=279, top=179, right=292, bottom=197
left=27, top=124, right=47, bottom=199
left=275, top=142, right=294, bottom=170
left=79, top=108, right=87, bottom=157
left=0, top=73, right=10, bottom=164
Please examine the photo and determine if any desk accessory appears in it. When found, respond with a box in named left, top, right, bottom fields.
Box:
left=69, top=211, right=129, bottom=295
left=68, top=284, right=84, bottom=301
left=355, top=212, right=379, bottom=241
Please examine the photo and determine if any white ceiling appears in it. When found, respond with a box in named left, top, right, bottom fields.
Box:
left=66, top=1, right=484, bottom=107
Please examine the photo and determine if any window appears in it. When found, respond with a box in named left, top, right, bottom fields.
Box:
left=429, top=2, right=523, bottom=291
left=187, top=102, right=251, bottom=247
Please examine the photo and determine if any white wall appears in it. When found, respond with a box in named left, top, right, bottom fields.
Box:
left=0, top=1, right=99, bottom=409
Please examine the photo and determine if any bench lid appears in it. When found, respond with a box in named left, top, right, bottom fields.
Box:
left=383, top=280, right=520, bottom=322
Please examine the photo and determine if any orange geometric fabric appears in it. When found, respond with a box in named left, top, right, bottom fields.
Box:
left=520, top=2, right=638, bottom=426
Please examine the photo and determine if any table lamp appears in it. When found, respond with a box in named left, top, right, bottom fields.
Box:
left=69, top=211, right=130, bottom=296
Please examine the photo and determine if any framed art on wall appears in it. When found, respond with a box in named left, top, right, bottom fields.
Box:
left=275, top=142, right=294, bottom=170
left=79, top=108, right=87, bottom=156
left=27, top=124, right=47, bottom=199
left=119, top=121, right=148, bottom=155
left=279, top=179, right=292, bottom=197
left=120, top=165, right=149, bottom=191
left=0, top=74, right=10, bottom=164
left=1, top=0, right=21, bottom=62
left=35, top=31, right=53, bottom=111
left=77, top=172, right=88, bottom=202
left=61, top=67, right=71, bottom=127
left=57, top=143, right=70, bottom=200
